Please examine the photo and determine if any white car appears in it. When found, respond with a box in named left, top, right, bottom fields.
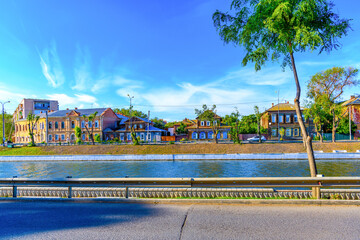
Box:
left=247, top=136, right=266, bottom=142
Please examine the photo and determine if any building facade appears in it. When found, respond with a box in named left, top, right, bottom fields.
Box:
left=13, top=98, right=59, bottom=121
left=14, top=107, right=119, bottom=144
left=187, top=115, right=230, bottom=141
left=261, top=102, right=313, bottom=140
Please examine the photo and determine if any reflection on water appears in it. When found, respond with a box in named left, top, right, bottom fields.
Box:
left=0, top=160, right=359, bottom=178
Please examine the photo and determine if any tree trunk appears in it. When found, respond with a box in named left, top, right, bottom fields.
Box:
left=290, top=52, right=318, bottom=177
left=332, top=110, right=336, bottom=143
left=257, top=121, right=261, bottom=143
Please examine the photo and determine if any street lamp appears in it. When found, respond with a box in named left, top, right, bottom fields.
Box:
left=127, top=94, right=134, bottom=141
left=0, top=101, right=10, bottom=146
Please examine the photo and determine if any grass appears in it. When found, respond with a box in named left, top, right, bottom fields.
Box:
left=0, top=142, right=359, bottom=156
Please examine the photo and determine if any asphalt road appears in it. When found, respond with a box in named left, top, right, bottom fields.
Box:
left=0, top=200, right=359, bottom=240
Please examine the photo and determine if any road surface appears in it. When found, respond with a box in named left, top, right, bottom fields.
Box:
left=0, top=200, right=359, bottom=239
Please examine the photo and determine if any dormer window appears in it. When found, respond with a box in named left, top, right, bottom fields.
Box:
left=201, top=121, right=204, bottom=126
left=207, top=121, right=210, bottom=126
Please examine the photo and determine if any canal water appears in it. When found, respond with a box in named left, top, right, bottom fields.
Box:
left=0, top=160, right=359, bottom=178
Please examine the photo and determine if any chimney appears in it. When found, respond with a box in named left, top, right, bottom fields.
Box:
left=272, top=103, right=274, bottom=106
left=75, top=107, right=78, bottom=110
left=287, top=101, right=289, bottom=104
left=351, top=95, right=355, bottom=100
left=66, top=108, right=69, bottom=110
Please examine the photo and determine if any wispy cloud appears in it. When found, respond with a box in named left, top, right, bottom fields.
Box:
left=46, top=93, right=98, bottom=109
left=72, top=46, right=91, bottom=91
left=39, top=41, right=65, bottom=88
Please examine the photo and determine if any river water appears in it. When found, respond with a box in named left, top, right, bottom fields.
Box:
left=0, top=160, right=359, bottom=178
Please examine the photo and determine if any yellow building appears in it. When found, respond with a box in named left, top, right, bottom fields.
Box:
left=14, top=108, right=119, bottom=144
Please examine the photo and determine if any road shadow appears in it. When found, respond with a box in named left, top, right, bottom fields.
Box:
left=0, top=200, right=158, bottom=239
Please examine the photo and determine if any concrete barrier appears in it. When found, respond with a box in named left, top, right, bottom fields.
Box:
left=1, top=152, right=360, bottom=161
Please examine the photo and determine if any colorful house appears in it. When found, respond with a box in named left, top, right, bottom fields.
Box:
left=342, top=95, right=360, bottom=137
left=186, top=114, right=230, bottom=141
left=261, top=101, right=313, bottom=140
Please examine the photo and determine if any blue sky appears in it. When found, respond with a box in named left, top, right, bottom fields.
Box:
left=1, top=0, right=360, bottom=121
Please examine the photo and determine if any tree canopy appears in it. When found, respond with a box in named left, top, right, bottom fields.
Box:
left=113, top=108, right=147, bottom=119
left=213, top=0, right=351, bottom=71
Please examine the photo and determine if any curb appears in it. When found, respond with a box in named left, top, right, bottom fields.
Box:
left=1, top=197, right=360, bottom=206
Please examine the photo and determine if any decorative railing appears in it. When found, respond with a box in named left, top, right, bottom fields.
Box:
left=1, top=177, right=360, bottom=200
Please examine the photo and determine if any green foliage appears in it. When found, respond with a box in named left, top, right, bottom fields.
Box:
left=26, top=112, right=40, bottom=146
left=76, top=139, right=82, bottom=145
left=176, top=122, right=188, bottom=135
left=213, top=0, right=351, bottom=71
left=337, top=116, right=356, bottom=135
left=151, top=117, right=166, bottom=130
left=169, top=141, right=174, bottom=145
left=195, top=104, right=220, bottom=143
left=95, top=134, right=101, bottom=143
left=0, top=113, right=14, bottom=144
left=279, top=128, right=285, bottom=141
left=165, top=121, right=180, bottom=128
left=74, top=126, right=82, bottom=143
left=113, top=108, right=147, bottom=118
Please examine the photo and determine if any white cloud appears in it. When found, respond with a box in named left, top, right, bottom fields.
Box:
left=91, top=78, right=111, bottom=93
left=46, top=93, right=98, bottom=109
left=39, top=41, right=65, bottom=88
left=72, top=47, right=91, bottom=91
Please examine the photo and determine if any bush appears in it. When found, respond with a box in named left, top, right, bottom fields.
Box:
left=76, top=139, right=82, bottom=145
left=27, top=142, right=36, bottom=147
left=169, top=141, right=175, bottom=145
left=95, top=134, right=101, bottom=143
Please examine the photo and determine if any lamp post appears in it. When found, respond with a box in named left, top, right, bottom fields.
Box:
left=1, top=101, right=10, bottom=146
left=127, top=94, right=134, bottom=141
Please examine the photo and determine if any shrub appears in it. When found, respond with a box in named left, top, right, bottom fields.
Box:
left=169, top=141, right=175, bottom=145
left=76, top=139, right=82, bottom=145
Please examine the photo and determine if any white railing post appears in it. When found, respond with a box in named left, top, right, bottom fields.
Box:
left=66, top=176, right=72, bottom=198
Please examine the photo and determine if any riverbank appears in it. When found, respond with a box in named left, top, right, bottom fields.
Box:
left=0, top=142, right=359, bottom=156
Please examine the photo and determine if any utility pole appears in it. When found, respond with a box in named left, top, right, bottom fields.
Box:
left=46, top=111, right=49, bottom=145
left=277, top=90, right=280, bottom=142
left=147, top=110, right=150, bottom=142
left=127, top=94, right=134, bottom=142
left=1, top=101, right=10, bottom=146
left=349, top=106, right=352, bottom=140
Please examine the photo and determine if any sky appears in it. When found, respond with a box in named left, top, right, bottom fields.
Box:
left=1, top=0, right=360, bottom=121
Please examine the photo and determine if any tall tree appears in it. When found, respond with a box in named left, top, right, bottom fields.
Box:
left=74, top=126, right=82, bottom=144
left=151, top=117, right=166, bottom=130
left=0, top=113, right=14, bottom=143
left=224, top=109, right=241, bottom=144
left=254, top=106, right=262, bottom=143
left=27, top=112, right=39, bottom=146
left=113, top=108, right=147, bottom=119
left=213, top=0, right=351, bottom=177
left=195, top=104, right=221, bottom=144
left=307, top=67, right=359, bottom=142
left=82, top=111, right=98, bottom=145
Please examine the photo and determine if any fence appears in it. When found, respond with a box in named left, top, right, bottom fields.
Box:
left=1, top=177, right=360, bottom=200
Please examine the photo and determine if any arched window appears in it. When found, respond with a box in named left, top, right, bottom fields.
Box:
left=192, top=132, right=198, bottom=139
left=55, top=122, right=58, bottom=129
left=49, top=122, right=52, bottom=129
left=95, top=120, right=99, bottom=128
left=208, top=131, right=213, bottom=139
left=217, top=132, right=221, bottom=139
left=81, top=121, right=85, bottom=128
left=200, top=132, right=206, bottom=139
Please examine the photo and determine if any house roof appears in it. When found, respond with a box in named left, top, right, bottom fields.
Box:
left=115, top=126, right=166, bottom=132
left=48, top=108, right=108, bottom=117
left=342, top=97, right=360, bottom=106
left=116, top=114, right=129, bottom=124
left=124, top=116, right=152, bottom=124
left=266, top=103, right=303, bottom=112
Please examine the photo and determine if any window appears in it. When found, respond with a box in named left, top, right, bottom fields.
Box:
left=201, top=121, right=204, bottom=126
left=49, top=122, right=52, bottom=129
left=61, top=122, right=65, bottom=129
left=147, top=133, right=151, bottom=141
left=71, top=121, right=75, bottom=128
left=55, top=134, right=59, bottom=141
left=271, top=129, right=277, bottom=137
left=286, top=128, right=292, bottom=136
left=200, top=132, right=206, bottom=139
left=223, top=132, right=228, bottom=139
left=71, top=134, right=75, bottom=141
left=134, top=124, right=137, bottom=129
left=213, top=121, right=218, bottom=126
left=49, top=135, right=52, bottom=141
left=140, top=133, right=144, bottom=140
left=81, top=121, right=85, bottom=128
left=192, top=132, right=198, bottom=139
left=120, top=134, right=124, bottom=141
left=139, top=124, right=143, bottom=129
left=82, top=134, right=86, bottom=141
left=279, top=114, right=284, bottom=123
left=217, top=132, right=221, bottom=139
left=208, top=131, right=213, bottom=139
left=127, top=133, right=131, bottom=140
left=55, top=122, right=58, bottom=129
left=61, top=134, right=65, bottom=140
left=271, top=114, right=276, bottom=123
left=294, top=114, right=298, bottom=123
left=294, top=128, right=299, bottom=136
left=89, top=121, right=92, bottom=128
left=286, top=115, right=291, bottom=123
left=95, top=120, right=99, bottom=128
left=301, top=115, right=305, bottom=121
left=207, top=121, right=210, bottom=126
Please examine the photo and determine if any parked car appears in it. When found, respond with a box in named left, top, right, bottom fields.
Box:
left=247, top=136, right=266, bottom=142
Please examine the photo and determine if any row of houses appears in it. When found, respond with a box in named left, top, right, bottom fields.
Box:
left=12, top=96, right=360, bottom=144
